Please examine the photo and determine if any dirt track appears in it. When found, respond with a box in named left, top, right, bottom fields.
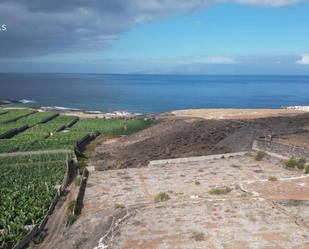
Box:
left=89, top=112, right=309, bottom=170
left=30, top=184, right=77, bottom=249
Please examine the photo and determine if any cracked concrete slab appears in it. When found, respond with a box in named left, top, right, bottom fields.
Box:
left=57, top=153, right=309, bottom=249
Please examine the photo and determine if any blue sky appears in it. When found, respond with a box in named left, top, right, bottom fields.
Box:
left=108, top=3, right=309, bottom=57
left=0, top=1, right=309, bottom=74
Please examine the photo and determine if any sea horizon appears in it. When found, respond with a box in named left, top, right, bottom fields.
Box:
left=2, top=72, right=309, bottom=76
left=1, top=73, right=309, bottom=114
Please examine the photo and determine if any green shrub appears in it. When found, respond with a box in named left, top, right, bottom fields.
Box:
left=114, top=203, right=126, bottom=209
left=285, top=157, right=306, bottom=169
left=67, top=200, right=76, bottom=212
left=74, top=176, right=81, bottom=186
left=154, top=192, right=170, bottom=203
left=209, top=186, right=232, bottom=195
left=195, top=180, right=201, bottom=185
left=67, top=213, right=78, bottom=225
left=305, top=165, right=309, bottom=174
left=285, top=157, right=297, bottom=168
left=77, top=160, right=87, bottom=170
left=296, top=158, right=306, bottom=169
left=268, top=176, right=277, bottom=181
left=255, top=151, right=267, bottom=161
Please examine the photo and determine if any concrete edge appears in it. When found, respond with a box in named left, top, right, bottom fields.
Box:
left=255, top=149, right=289, bottom=160
left=148, top=151, right=248, bottom=166
left=252, top=139, right=295, bottom=160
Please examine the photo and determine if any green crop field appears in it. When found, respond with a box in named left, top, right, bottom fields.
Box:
left=0, top=111, right=56, bottom=135
left=0, top=110, right=150, bottom=153
left=0, top=110, right=9, bottom=115
left=0, top=108, right=150, bottom=248
left=0, top=152, right=74, bottom=165
left=0, top=160, right=67, bottom=248
left=0, top=109, right=34, bottom=124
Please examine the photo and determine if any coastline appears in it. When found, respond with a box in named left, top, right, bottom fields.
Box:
left=0, top=101, right=146, bottom=119
left=1, top=98, right=309, bottom=120
left=171, top=108, right=308, bottom=120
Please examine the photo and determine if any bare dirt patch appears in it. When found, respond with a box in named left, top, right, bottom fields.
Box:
left=172, top=108, right=305, bottom=120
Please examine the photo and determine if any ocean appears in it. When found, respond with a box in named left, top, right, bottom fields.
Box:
left=1, top=73, right=309, bottom=114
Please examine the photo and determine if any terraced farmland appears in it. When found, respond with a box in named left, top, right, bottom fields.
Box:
left=0, top=108, right=151, bottom=248
left=0, top=115, right=75, bottom=152
left=34, top=118, right=151, bottom=151
left=0, top=111, right=56, bottom=136
left=0, top=109, right=35, bottom=123
left=0, top=109, right=150, bottom=153
left=0, top=152, right=74, bottom=165
left=0, top=158, right=68, bottom=248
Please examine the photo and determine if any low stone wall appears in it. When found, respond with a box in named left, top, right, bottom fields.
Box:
left=61, top=159, right=78, bottom=191
left=0, top=110, right=9, bottom=115
left=56, top=118, right=80, bottom=133
left=252, top=138, right=309, bottom=159
left=48, top=189, right=61, bottom=216
left=37, top=213, right=49, bottom=232
left=56, top=125, right=66, bottom=132
left=76, top=132, right=100, bottom=151
left=12, top=225, right=38, bottom=249
left=273, top=127, right=309, bottom=137
left=0, top=125, right=29, bottom=139
left=12, top=158, right=77, bottom=249
left=149, top=151, right=248, bottom=166
left=76, top=134, right=91, bottom=151
left=5, top=111, right=36, bottom=123
left=66, top=117, right=79, bottom=128
left=74, top=168, right=89, bottom=215
left=39, top=113, right=59, bottom=124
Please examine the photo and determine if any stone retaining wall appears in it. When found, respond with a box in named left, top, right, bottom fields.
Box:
left=272, top=127, right=309, bottom=137
left=76, top=132, right=100, bottom=151
left=12, top=225, right=38, bottom=249
left=56, top=125, right=66, bottom=132
left=56, top=117, right=79, bottom=132
left=61, top=159, right=78, bottom=191
left=0, top=125, right=29, bottom=139
left=5, top=111, right=36, bottom=123
left=149, top=151, right=248, bottom=166
left=0, top=110, right=9, bottom=115
left=66, top=117, right=79, bottom=128
left=252, top=138, right=309, bottom=159
left=12, top=158, right=77, bottom=249
left=39, top=113, right=59, bottom=124
left=73, top=168, right=89, bottom=215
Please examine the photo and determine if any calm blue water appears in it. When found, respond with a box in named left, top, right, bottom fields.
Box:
left=1, top=73, right=309, bottom=113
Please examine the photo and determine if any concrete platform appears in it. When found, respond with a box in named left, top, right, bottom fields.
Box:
left=60, top=153, right=309, bottom=249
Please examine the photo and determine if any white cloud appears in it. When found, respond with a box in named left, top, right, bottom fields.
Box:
left=176, top=56, right=238, bottom=65
left=0, top=0, right=307, bottom=57
left=296, top=54, right=309, bottom=65
left=231, top=0, right=306, bottom=6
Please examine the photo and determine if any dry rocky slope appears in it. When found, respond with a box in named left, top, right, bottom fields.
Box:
left=90, top=111, right=309, bottom=170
